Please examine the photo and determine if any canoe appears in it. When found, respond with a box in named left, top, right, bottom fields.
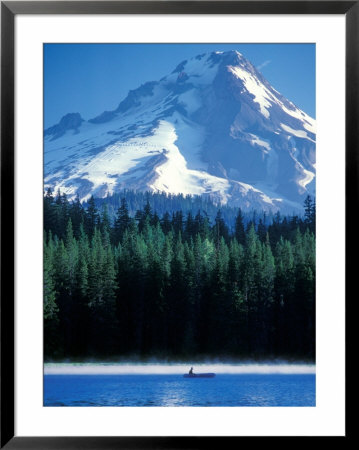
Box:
left=183, top=373, right=216, bottom=378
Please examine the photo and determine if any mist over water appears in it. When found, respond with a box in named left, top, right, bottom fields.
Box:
left=44, top=359, right=315, bottom=406
left=44, top=361, right=315, bottom=375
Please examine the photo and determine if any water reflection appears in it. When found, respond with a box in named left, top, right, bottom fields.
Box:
left=44, top=373, right=315, bottom=407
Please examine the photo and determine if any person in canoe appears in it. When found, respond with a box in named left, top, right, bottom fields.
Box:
left=189, top=367, right=194, bottom=375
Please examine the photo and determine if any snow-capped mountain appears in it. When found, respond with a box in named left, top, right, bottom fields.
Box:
left=44, top=50, right=315, bottom=213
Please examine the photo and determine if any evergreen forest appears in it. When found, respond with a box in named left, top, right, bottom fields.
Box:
left=44, top=189, right=316, bottom=361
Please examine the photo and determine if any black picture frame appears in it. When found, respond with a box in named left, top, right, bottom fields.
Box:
left=1, top=1, right=354, bottom=447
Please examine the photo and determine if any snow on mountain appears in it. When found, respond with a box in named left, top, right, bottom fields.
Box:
left=44, top=50, right=315, bottom=213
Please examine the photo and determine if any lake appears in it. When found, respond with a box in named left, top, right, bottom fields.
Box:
left=44, top=366, right=315, bottom=407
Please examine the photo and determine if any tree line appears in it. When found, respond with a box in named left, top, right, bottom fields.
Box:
left=44, top=189, right=315, bottom=360
left=82, top=189, right=314, bottom=234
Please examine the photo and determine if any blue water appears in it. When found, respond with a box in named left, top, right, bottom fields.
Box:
left=44, top=374, right=315, bottom=407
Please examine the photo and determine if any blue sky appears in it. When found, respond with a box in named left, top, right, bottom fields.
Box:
left=44, top=43, right=315, bottom=129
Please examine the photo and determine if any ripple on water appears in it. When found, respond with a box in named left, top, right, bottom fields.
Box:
left=44, top=373, right=315, bottom=407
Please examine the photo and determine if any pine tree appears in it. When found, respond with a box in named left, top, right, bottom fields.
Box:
left=167, top=236, right=187, bottom=354
left=213, top=210, right=229, bottom=247
left=242, top=224, right=262, bottom=353
left=86, top=196, right=100, bottom=238
left=304, top=195, right=315, bottom=233
left=101, top=203, right=111, bottom=234
left=161, top=211, right=172, bottom=234
left=257, top=233, right=275, bottom=353
left=172, top=211, right=183, bottom=235
left=114, top=198, right=132, bottom=244
left=184, top=212, right=195, bottom=240
left=257, top=218, right=267, bottom=242
left=44, top=231, right=61, bottom=357
left=235, top=208, right=246, bottom=245
left=44, top=188, right=58, bottom=235
left=44, top=232, right=58, bottom=320
left=69, top=195, right=85, bottom=238
left=64, top=218, right=78, bottom=294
